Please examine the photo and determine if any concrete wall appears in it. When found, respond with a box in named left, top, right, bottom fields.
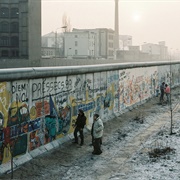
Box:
left=0, top=61, right=180, bottom=173
left=40, top=58, right=174, bottom=67
left=1, top=57, right=179, bottom=69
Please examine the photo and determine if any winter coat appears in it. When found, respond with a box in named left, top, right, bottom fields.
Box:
left=160, top=84, right=165, bottom=92
left=93, top=117, right=104, bottom=139
left=75, top=114, right=86, bottom=128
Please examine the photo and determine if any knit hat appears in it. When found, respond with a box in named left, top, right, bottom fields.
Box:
left=79, top=109, right=84, bottom=113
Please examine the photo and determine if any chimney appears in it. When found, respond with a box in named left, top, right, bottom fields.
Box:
left=114, top=0, right=119, bottom=50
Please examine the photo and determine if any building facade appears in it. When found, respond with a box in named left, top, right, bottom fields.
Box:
left=41, top=47, right=56, bottom=58
left=141, top=42, right=168, bottom=60
left=69, top=28, right=115, bottom=59
left=100, top=28, right=114, bottom=59
left=42, top=32, right=56, bottom=48
left=42, top=32, right=64, bottom=58
left=64, top=30, right=96, bottom=59
left=119, top=35, right=132, bottom=50
left=0, top=0, right=41, bottom=63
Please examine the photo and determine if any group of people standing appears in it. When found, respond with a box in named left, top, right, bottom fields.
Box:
left=73, top=109, right=104, bottom=155
left=157, top=82, right=170, bottom=104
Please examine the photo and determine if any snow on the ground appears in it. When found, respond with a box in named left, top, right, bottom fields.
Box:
left=124, top=120, right=180, bottom=180
left=1, top=92, right=179, bottom=180
left=62, top=95, right=180, bottom=180
left=109, top=102, right=180, bottom=179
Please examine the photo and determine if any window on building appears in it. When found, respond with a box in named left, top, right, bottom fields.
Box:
left=75, top=50, right=78, bottom=55
left=0, top=8, right=9, bottom=18
left=10, top=22, right=19, bottom=33
left=108, top=42, right=113, bottom=48
left=110, top=35, right=114, bottom=40
left=0, top=36, right=9, bottom=46
left=108, top=50, right=113, bottom=56
left=75, top=41, right=78, bottom=46
left=11, top=8, right=19, bottom=18
left=11, top=50, right=19, bottom=57
left=12, top=50, right=15, bottom=57
left=22, top=13, right=27, bottom=26
left=11, top=36, right=19, bottom=47
left=2, top=50, right=9, bottom=57
left=16, top=50, right=19, bottom=57
left=0, top=22, right=9, bottom=33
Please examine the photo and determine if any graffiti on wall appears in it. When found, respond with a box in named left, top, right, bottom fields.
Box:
left=0, top=64, right=180, bottom=165
left=158, top=65, right=180, bottom=87
left=119, top=67, right=158, bottom=110
left=106, top=70, right=119, bottom=115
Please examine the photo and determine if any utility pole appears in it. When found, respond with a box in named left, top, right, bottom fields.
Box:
left=55, top=31, right=58, bottom=58
left=114, top=0, right=119, bottom=53
left=169, top=49, right=175, bottom=135
left=170, top=54, right=173, bottom=135
left=55, top=26, right=67, bottom=58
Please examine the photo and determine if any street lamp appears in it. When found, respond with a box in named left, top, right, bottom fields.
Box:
left=169, top=48, right=175, bottom=135
left=99, top=31, right=104, bottom=58
left=55, top=26, right=67, bottom=58
left=55, top=28, right=60, bottom=58
left=61, top=26, right=67, bottom=32
left=175, top=49, right=179, bottom=60
left=61, top=26, right=67, bottom=58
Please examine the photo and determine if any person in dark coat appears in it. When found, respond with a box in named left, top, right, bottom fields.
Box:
left=73, top=109, right=86, bottom=146
left=160, top=82, right=165, bottom=103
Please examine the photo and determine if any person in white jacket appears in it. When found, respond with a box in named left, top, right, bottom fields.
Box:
left=92, top=114, right=104, bottom=155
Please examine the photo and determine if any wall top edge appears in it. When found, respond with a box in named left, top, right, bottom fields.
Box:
left=0, top=60, right=179, bottom=82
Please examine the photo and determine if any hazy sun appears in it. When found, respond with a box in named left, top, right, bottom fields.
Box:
left=132, top=13, right=141, bottom=22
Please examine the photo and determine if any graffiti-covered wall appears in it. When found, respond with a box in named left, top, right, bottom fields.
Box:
left=0, top=63, right=179, bottom=166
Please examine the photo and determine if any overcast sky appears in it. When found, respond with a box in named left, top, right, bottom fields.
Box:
left=42, top=0, right=180, bottom=52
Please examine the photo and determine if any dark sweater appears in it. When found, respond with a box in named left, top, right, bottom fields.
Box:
left=75, top=114, right=86, bottom=128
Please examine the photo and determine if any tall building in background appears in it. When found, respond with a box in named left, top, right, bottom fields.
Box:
left=0, top=0, right=41, bottom=64
left=119, top=35, right=132, bottom=50
left=141, top=42, right=168, bottom=60
left=65, top=28, right=114, bottom=59
left=64, top=30, right=96, bottom=59
left=114, top=0, right=119, bottom=50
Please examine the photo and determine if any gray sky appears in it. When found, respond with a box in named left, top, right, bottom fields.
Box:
left=42, top=0, right=180, bottom=52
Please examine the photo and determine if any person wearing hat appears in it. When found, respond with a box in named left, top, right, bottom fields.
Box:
left=92, top=114, right=104, bottom=155
left=73, top=109, right=86, bottom=146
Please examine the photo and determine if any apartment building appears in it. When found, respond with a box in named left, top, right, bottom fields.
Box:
left=0, top=0, right=41, bottom=62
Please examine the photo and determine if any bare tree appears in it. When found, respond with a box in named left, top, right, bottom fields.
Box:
left=67, top=17, right=72, bottom=32
left=62, top=13, right=71, bottom=32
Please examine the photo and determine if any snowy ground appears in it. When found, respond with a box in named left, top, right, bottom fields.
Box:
left=0, top=88, right=180, bottom=180
left=108, top=93, right=180, bottom=180
left=110, top=108, right=180, bottom=180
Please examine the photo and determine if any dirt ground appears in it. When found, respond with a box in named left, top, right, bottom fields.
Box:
left=0, top=87, right=180, bottom=180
